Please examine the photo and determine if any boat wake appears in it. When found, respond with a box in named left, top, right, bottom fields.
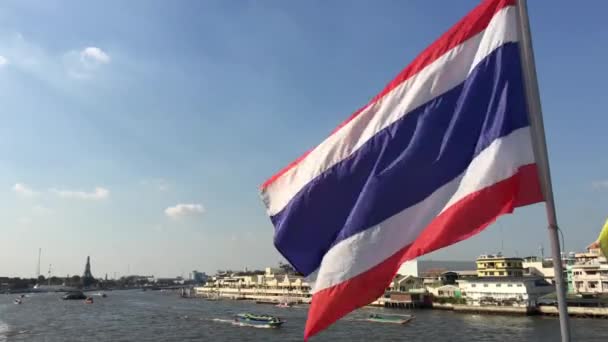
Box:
left=0, top=320, right=10, bottom=342
left=211, top=318, right=278, bottom=329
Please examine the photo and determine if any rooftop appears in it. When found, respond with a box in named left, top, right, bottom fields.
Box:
left=572, top=263, right=608, bottom=269
left=459, top=276, right=549, bottom=284
left=444, top=270, right=478, bottom=276
left=477, top=255, right=524, bottom=261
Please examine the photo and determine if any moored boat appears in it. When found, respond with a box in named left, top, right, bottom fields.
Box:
left=234, top=313, right=284, bottom=327
left=275, top=302, right=292, bottom=308
left=84, top=297, right=94, bottom=304
left=13, top=298, right=22, bottom=305
left=366, top=314, right=413, bottom=324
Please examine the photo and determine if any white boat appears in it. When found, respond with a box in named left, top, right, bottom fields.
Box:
left=365, top=313, right=414, bottom=324
left=275, top=296, right=296, bottom=308
left=32, top=284, right=78, bottom=293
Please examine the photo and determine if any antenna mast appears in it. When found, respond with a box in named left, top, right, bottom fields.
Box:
left=36, top=248, right=41, bottom=278
left=47, top=264, right=52, bottom=286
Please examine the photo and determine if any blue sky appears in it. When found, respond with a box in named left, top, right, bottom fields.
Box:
left=0, top=0, right=606, bottom=278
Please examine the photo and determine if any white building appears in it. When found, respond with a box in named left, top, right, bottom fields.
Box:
left=571, top=248, right=608, bottom=294
left=458, top=277, right=554, bottom=307
left=397, top=259, right=475, bottom=277
left=427, top=284, right=461, bottom=298
left=523, top=257, right=556, bottom=284
left=194, top=267, right=311, bottom=302
left=389, top=275, right=424, bottom=292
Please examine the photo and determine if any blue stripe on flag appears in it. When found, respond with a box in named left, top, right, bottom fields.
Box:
left=272, top=42, right=530, bottom=276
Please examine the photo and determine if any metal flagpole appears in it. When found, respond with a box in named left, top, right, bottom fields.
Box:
left=515, top=0, right=571, bottom=341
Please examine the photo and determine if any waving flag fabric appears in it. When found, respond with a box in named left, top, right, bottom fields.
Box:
left=260, top=0, right=544, bottom=338
left=598, top=218, right=608, bottom=258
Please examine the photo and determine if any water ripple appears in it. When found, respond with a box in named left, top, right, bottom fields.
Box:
left=0, top=291, right=606, bottom=341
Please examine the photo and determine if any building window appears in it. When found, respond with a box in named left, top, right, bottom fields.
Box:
left=496, top=284, right=502, bottom=287
left=517, top=284, right=523, bottom=287
left=499, top=272, right=504, bottom=276
left=483, top=284, right=489, bottom=287
left=471, top=284, right=477, bottom=288
left=508, top=284, right=513, bottom=287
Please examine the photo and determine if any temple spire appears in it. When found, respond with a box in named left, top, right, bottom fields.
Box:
left=82, top=256, right=95, bottom=288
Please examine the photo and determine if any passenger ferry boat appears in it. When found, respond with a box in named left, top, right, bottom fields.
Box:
left=365, top=313, right=414, bottom=324
left=234, top=313, right=284, bottom=327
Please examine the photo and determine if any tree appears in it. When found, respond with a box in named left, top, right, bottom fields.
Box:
left=9, top=278, right=29, bottom=290
left=278, top=262, right=296, bottom=275
left=69, top=275, right=81, bottom=286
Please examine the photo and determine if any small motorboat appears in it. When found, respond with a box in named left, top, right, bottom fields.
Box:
left=234, top=313, right=284, bottom=328
left=366, top=313, right=413, bottom=324
left=62, top=291, right=87, bottom=300
left=14, top=298, right=22, bottom=305
left=275, top=302, right=292, bottom=308
left=84, top=297, right=94, bottom=304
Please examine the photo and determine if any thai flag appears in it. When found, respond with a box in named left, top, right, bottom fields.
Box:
left=260, top=0, right=543, bottom=338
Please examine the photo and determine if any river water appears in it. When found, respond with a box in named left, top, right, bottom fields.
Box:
left=0, top=290, right=606, bottom=341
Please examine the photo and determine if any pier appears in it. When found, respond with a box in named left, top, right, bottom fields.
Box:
left=369, top=298, right=424, bottom=309
left=539, top=306, right=608, bottom=319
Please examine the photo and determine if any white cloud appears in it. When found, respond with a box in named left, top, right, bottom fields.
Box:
left=165, top=203, right=205, bottom=219
left=0, top=32, right=61, bottom=82
left=51, top=186, right=109, bottom=200
left=592, top=180, right=608, bottom=190
left=64, top=46, right=111, bottom=79
left=80, top=47, right=111, bottom=65
left=0, top=31, right=116, bottom=86
left=13, top=183, right=37, bottom=197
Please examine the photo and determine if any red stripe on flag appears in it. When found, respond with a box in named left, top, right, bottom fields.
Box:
left=304, top=163, right=543, bottom=340
left=261, top=0, right=516, bottom=190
